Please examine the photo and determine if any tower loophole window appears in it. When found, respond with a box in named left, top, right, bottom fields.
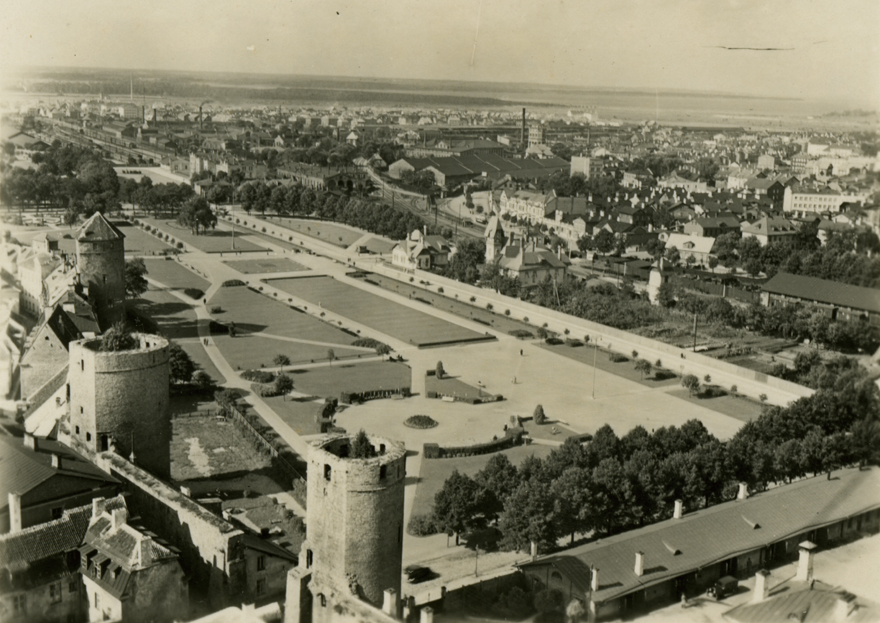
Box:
left=380, top=465, right=387, bottom=479
left=324, top=464, right=331, bottom=481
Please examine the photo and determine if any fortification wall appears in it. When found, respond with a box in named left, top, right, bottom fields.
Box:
left=306, top=435, right=406, bottom=607
left=68, top=335, right=171, bottom=478
left=76, top=237, right=125, bottom=326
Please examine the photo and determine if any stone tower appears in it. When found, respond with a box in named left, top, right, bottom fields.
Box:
left=76, top=212, right=125, bottom=330
left=300, top=434, right=406, bottom=622
left=67, top=334, right=171, bottom=478
left=484, top=212, right=507, bottom=264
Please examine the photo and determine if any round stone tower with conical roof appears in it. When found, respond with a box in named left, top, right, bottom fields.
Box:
left=76, top=212, right=125, bottom=329
left=302, top=434, right=406, bottom=619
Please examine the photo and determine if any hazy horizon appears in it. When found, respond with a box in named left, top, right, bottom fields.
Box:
left=1, top=0, right=878, bottom=111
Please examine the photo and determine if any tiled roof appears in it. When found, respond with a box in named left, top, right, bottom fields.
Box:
left=0, top=435, right=119, bottom=509
left=762, top=272, right=880, bottom=314
left=0, top=496, right=125, bottom=573
left=725, top=583, right=878, bottom=623
left=76, top=212, right=125, bottom=242
left=518, top=467, right=880, bottom=604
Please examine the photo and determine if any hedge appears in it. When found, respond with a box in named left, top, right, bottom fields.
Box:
left=423, top=427, right=524, bottom=459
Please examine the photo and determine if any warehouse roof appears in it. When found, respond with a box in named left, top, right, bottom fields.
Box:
left=762, top=272, right=880, bottom=314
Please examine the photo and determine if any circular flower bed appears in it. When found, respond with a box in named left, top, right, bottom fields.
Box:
left=404, top=415, right=438, bottom=429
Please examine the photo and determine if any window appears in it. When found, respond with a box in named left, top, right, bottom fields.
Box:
left=75, top=426, right=80, bottom=434
left=69, top=580, right=78, bottom=593
left=324, top=464, right=331, bottom=481
left=12, top=594, right=26, bottom=613
left=379, top=465, right=387, bottom=480
left=257, top=555, right=266, bottom=571
left=86, top=433, right=91, bottom=442
left=306, top=550, right=313, bottom=568
left=50, top=582, right=62, bottom=603
left=51, top=507, right=63, bottom=520
left=256, top=579, right=266, bottom=596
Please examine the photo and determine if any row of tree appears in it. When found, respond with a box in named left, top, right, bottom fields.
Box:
left=425, top=373, right=879, bottom=554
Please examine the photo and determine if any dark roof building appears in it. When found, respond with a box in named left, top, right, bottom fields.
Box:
left=0, top=434, right=119, bottom=534
left=517, top=468, right=880, bottom=622
left=761, top=272, right=880, bottom=326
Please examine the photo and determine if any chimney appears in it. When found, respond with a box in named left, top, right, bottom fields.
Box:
left=590, top=568, right=599, bottom=592
left=634, top=551, right=645, bottom=577
left=23, top=433, right=36, bottom=451
left=420, top=606, right=434, bottom=623
left=521, top=108, right=526, bottom=144
left=795, top=541, right=817, bottom=583
left=92, top=497, right=107, bottom=519
left=835, top=593, right=858, bottom=621
left=673, top=499, right=683, bottom=519
left=51, top=454, right=61, bottom=469
left=138, top=536, right=154, bottom=568
left=111, top=508, right=128, bottom=532
left=752, top=569, right=771, bottom=603
left=382, top=589, right=398, bottom=617
left=8, top=492, right=22, bottom=532
left=737, top=482, right=749, bottom=501
left=530, top=541, right=538, bottom=561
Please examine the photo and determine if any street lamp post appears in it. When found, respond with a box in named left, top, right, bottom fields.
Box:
left=591, top=341, right=598, bottom=400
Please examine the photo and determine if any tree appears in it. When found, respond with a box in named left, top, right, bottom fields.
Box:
left=594, top=229, right=615, bottom=254
left=499, top=478, right=558, bottom=554
left=681, top=374, right=700, bottom=396
left=850, top=416, right=880, bottom=468
left=376, top=343, right=391, bottom=360
left=665, top=246, right=681, bottom=265
left=193, top=370, right=215, bottom=391
left=178, top=196, right=217, bottom=235
left=124, top=258, right=149, bottom=297
left=273, top=354, right=291, bottom=372
left=274, top=373, right=294, bottom=396
left=634, top=359, right=653, bottom=379
left=434, top=470, right=486, bottom=540
left=100, top=322, right=137, bottom=352
left=708, top=256, right=720, bottom=273
left=566, top=598, right=586, bottom=623
left=474, top=454, right=520, bottom=519
left=351, top=429, right=377, bottom=459
left=435, top=361, right=446, bottom=379
left=168, top=342, right=197, bottom=384
left=327, top=348, right=335, bottom=365
left=656, top=281, right=677, bottom=308
left=533, top=404, right=546, bottom=425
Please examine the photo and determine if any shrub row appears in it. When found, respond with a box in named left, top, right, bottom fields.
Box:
left=241, top=369, right=276, bottom=383
left=423, top=427, right=523, bottom=459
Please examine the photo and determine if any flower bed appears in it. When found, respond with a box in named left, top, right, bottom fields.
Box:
left=404, top=415, right=438, bottom=429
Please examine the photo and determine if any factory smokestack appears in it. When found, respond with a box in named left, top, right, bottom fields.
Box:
left=521, top=108, right=526, bottom=145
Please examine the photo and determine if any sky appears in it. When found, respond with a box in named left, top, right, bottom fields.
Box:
left=1, top=0, right=878, bottom=107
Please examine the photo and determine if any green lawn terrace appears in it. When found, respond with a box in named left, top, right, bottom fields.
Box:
left=425, top=374, right=500, bottom=403
left=142, top=217, right=266, bottom=253
left=113, top=220, right=174, bottom=255
left=143, top=258, right=211, bottom=291
left=133, top=287, right=224, bottom=383
left=267, top=275, right=494, bottom=348
left=354, top=272, right=535, bottom=336
left=290, top=360, right=411, bottom=400
left=258, top=215, right=365, bottom=248
left=261, top=395, right=325, bottom=436
left=207, top=285, right=369, bottom=368
left=223, top=257, right=310, bottom=274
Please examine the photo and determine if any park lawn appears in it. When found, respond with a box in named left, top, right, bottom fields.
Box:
left=212, top=333, right=366, bottom=370
left=261, top=216, right=364, bottom=248
left=269, top=276, right=488, bottom=346
left=113, top=221, right=173, bottom=255
left=538, top=341, right=682, bottom=389
left=143, top=258, right=211, bottom=291
left=666, top=387, right=764, bottom=423
left=208, top=286, right=360, bottom=346
left=425, top=375, right=485, bottom=400
left=142, top=217, right=265, bottom=253
left=357, top=273, right=534, bottom=335
left=291, top=361, right=411, bottom=397
left=261, top=395, right=324, bottom=436
left=522, top=420, right=579, bottom=442
left=179, top=341, right=226, bottom=385
left=223, top=257, right=309, bottom=274
left=410, top=444, right=554, bottom=519
left=134, top=288, right=200, bottom=340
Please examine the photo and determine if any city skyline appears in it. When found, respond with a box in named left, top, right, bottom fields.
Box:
left=1, top=0, right=878, bottom=108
